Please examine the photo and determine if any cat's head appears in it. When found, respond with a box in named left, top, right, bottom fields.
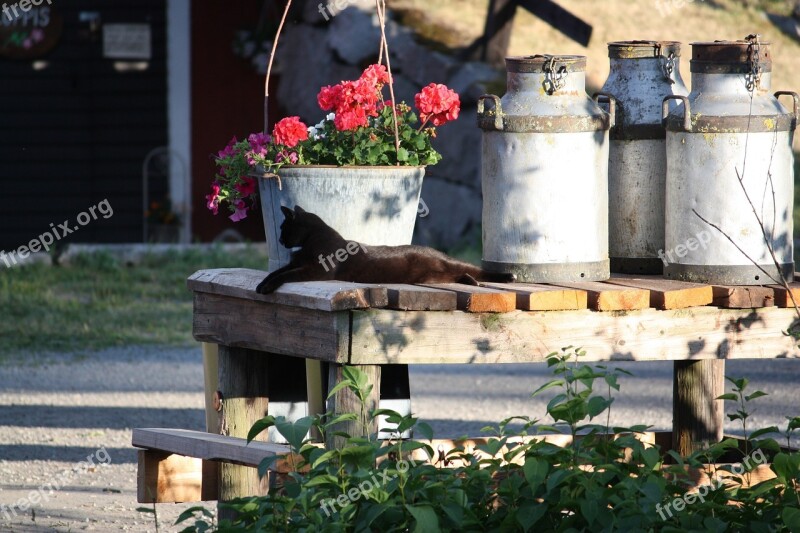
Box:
left=278, top=205, right=326, bottom=248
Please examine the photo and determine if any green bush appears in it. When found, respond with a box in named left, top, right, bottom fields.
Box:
left=176, top=349, right=800, bottom=532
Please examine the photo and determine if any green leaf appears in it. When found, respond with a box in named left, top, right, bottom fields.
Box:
left=257, top=455, right=282, bottom=478
left=397, top=147, right=410, bottom=162
left=716, top=393, right=738, bottom=401
left=275, top=416, right=313, bottom=451
left=311, top=449, right=339, bottom=469
left=415, top=421, right=434, bottom=441
left=523, top=456, right=548, bottom=488
left=587, top=396, right=612, bottom=418
left=580, top=498, right=598, bottom=525
left=327, top=379, right=354, bottom=399
left=531, top=379, right=564, bottom=397
left=782, top=507, right=800, bottom=532
left=749, top=426, right=779, bottom=439
left=516, top=502, right=546, bottom=531
left=246, top=415, right=275, bottom=443
left=745, top=390, right=768, bottom=401
left=406, top=504, right=440, bottom=533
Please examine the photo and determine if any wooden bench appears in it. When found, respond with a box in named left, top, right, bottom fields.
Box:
left=133, top=268, right=800, bottom=507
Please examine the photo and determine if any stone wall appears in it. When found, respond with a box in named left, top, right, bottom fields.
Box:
left=275, top=1, right=502, bottom=248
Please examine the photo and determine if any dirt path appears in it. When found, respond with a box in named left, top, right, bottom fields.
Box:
left=0, top=346, right=797, bottom=531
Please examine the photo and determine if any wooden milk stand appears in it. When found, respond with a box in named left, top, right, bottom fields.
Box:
left=133, top=269, right=800, bottom=508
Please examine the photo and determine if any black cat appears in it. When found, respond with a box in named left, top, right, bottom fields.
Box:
left=255, top=205, right=515, bottom=294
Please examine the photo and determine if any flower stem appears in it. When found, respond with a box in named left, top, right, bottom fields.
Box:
left=374, top=0, right=401, bottom=164
left=264, top=0, right=293, bottom=134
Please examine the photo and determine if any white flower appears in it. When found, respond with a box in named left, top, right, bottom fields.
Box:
left=314, top=120, right=325, bottom=130
left=326, top=112, right=335, bottom=121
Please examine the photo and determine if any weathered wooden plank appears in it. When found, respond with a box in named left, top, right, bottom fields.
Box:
left=382, top=284, right=457, bottom=311
left=554, top=281, right=650, bottom=311
left=608, top=275, right=713, bottom=310
left=137, top=450, right=207, bottom=503
left=193, top=293, right=350, bottom=363
left=133, top=428, right=291, bottom=469
left=712, top=285, right=775, bottom=308
left=420, top=283, right=516, bottom=312
left=349, top=307, right=800, bottom=364
left=481, top=282, right=587, bottom=311
left=768, top=283, right=800, bottom=308
left=187, top=268, right=387, bottom=311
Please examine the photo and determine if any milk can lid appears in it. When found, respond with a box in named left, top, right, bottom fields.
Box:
left=505, top=55, right=586, bottom=73
left=607, top=40, right=681, bottom=59
left=690, top=38, right=772, bottom=73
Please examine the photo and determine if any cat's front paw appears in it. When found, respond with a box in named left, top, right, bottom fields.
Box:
left=255, top=277, right=280, bottom=294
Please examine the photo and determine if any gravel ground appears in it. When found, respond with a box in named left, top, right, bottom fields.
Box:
left=0, top=346, right=798, bottom=532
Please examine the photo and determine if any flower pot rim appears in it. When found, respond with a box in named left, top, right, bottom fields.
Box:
left=267, top=164, right=426, bottom=170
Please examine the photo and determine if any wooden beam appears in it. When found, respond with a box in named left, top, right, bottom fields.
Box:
left=608, top=276, right=713, bottom=310
left=481, top=281, right=587, bottom=311
left=421, top=283, right=516, bottom=312
left=712, top=285, right=775, bottom=308
left=188, top=269, right=388, bottom=311
left=672, top=360, right=725, bottom=456
left=768, top=283, right=800, bottom=308
left=137, top=450, right=207, bottom=503
left=516, top=0, right=592, bottom=46
left=133, top=428, right=293, bottom=468
left=555, top=281, right=650, bottom=311
left=217, top=346, right=271, bottom=514
left=349, top=306, right=800, bottom=364
left=193, top=293, right=350, bottom=362
left=382, top=284, right=458, bottom=311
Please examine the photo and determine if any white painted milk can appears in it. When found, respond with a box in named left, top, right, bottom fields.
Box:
left=663, top=37, right=798, bottom=284
left=599, top=41, right=689, bottom=274
left=478, top=55, right=612, bottom=282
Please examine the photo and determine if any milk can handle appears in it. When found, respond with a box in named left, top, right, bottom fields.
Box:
left=662, top=95, right=691, bottom=132
left=477, top=94, right=503, bottom=131
left=592, top=92, right=618, bottom=130
left=775, top=91, right=800, bottom=125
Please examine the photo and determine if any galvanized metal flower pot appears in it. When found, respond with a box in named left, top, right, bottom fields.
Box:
left=258, top=165, right=425, bottom=273
left=599, top=41, right=689, bottom=274
left=663, top=38, right=799, bottom=285
left=478, top=55, right=612, bottom=282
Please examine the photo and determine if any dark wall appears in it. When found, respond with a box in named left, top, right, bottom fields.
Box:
left=0, top=0, right=167, bottom=250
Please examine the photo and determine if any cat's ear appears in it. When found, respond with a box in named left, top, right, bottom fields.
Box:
left=294, top=205, right=307, bottom=215
left=280, top=205, right=294, bottom=220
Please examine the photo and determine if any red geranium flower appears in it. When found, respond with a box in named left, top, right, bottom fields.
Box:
left=272, top=116, right=309, bottom=147
left=415, top=83, right=460, bottom=127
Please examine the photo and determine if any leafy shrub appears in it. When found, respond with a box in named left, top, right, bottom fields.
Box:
left=176, top=348, right=800, bottom=532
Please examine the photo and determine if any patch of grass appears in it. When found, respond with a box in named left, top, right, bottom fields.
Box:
left=0, top=246, right=268, bottom=356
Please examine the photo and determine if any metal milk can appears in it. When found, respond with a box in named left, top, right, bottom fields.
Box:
left=478, top=55, right=613, bottom=282
left=599, top=41, right=689, bottom=274
left=663, top=37, right=798, bottom=285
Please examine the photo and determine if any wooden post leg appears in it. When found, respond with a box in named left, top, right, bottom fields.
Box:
left=672, top=360, right=725, bottom=456
left=325, top=364, right=380, bottom=449
left=217, top=346, right=270, bottom=519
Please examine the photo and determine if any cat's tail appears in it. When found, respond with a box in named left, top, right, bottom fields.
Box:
left=459, top=270, right=516, bottom=285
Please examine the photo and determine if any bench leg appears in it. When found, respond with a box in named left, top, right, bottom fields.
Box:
left=325, top=364, right=381, bottom=449
left=672, top=359, right=725, bottom=456
left=217, top=345, right=270, bottom=518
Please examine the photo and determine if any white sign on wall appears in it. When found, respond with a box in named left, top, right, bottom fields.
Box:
left=102, top=23, right=151, bottom=59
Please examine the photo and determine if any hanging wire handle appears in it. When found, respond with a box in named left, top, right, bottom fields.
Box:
left=654, top=43, right=676, bottom=85
left=744, top=33, right=762, bottom=93
left=542, top=55, right=567, bottom=95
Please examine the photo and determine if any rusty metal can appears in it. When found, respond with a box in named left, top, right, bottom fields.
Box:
left=599, top=41, right=689, bottom=274
left=478, top=55, right=612, bottom=282
left=663, top=37, right=798, bottom=285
